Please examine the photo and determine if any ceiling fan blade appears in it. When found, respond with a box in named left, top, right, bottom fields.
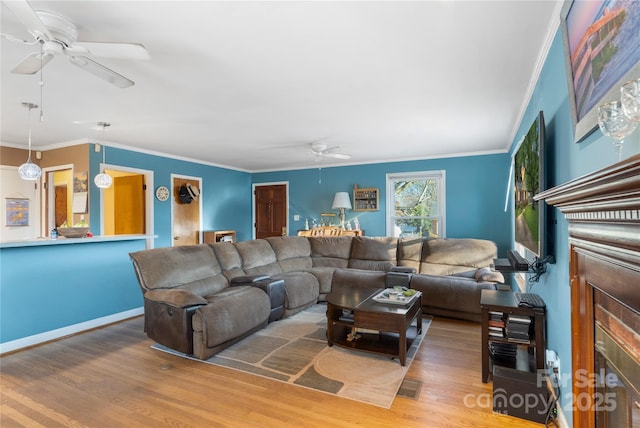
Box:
left=325, top=152, right=351, bottom=159
left=1, top=32, right=38, bottom=44
left=11, top=51, right=54, bottom=74
left=68, top=56, right=134, bottom=88
left=73, top=42, right=150, bottom=60
left=3, top=0, right=53, bottom=40
left=322, top=145, right=351, bottom=159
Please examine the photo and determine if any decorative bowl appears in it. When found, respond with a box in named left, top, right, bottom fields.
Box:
left=57, top=227, right=90, bottom=238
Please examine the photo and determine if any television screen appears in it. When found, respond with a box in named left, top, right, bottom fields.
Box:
left=513, top=111, right=546, bottom=260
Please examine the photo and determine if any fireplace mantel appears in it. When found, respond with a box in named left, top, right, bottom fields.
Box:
left=536, top=154, right=640, bottom=428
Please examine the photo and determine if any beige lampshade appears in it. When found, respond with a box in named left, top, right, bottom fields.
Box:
left=332, top=192, right=352, bottom=209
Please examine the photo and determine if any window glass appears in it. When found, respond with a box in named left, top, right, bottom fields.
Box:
left=386, top=171, right=445, bottom=238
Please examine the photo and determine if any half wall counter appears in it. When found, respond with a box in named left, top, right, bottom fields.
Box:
left=0, top=234, right=155, bottom=354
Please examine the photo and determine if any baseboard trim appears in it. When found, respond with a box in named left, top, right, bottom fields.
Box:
left=0, top=307, right=144, bottom=355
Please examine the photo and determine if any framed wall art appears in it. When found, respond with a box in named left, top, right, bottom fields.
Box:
left=560, top=0, right=640, bottom=143
left=6, top=198, right=29, bottom=227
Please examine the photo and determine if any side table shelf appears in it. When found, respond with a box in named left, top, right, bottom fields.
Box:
left=203, top=230, right=236, bottom=243
left=480, top=289, right=546, bottom=383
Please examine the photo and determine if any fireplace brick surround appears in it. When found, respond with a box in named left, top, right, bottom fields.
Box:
left=538, top=154, right=640, bottom=428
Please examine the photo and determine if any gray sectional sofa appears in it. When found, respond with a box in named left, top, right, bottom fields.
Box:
left=130, top=235, right=504, bottom=359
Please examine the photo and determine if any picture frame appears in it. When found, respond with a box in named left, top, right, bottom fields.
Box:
left=6, top=198, right=29, bottom=227
left=560, top=0, right=640, bottom=143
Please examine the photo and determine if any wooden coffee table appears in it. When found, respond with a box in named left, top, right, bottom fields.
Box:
left=326, top=287, right=422, bottom=365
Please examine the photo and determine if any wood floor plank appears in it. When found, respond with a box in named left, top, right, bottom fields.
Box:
left=1, top=315, right=546, bottom=427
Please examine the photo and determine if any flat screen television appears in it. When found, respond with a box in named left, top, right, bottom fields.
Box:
left=513, top=110, right=551, bottom=264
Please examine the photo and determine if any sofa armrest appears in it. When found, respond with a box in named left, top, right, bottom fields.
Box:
left=143, top=290, right=207, bottom=355
left=391, top=266, right=417, bottom=274
left=144, top=289, right=208, bottom=308
left=386, top=271, right=413, bottom=288
left=474, top=267, right=504, bottom=283
left=230, top=275, right=270, bottom=285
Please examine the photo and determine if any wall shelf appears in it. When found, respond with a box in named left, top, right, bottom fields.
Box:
left=353, top=185, right=379, bottom=211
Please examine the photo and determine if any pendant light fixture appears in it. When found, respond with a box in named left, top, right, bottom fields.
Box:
left=94, top=122, right=112, bottom=189
left=18, top=102, right=42, bottom=181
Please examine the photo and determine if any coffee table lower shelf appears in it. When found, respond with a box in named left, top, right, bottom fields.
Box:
left=328, top=322, right=421, bottom=365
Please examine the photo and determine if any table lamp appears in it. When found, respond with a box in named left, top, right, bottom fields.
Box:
left=332, top=192, right=352, bottom=228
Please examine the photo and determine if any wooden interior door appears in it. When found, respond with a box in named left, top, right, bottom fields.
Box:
left=114, top=175, right=145, bottom=234
left=172, top=177, right=201, bottom=246
left=255, top=184, right=287, bottom=239
left=54, top=185, right=67, bottom=227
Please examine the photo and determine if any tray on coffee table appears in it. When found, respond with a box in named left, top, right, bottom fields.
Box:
left=372, top=288, right=421, bottom=305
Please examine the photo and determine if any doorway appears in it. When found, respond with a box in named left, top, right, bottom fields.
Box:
left=253, top=182, right=288, bottom=239
left=43, top=164, right=74, bottom=237
left=99, top=169, right=148, bottom=235
left=172, top=175, right=202, bottom=246
left=95, top=164, right=154, bottom=241
left=104, top=171, right=146, bottom=234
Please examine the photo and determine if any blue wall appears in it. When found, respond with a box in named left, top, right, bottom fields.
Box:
left=89, top=147, right=254, bottom=244
left=254, top=153, right=512, bottom=253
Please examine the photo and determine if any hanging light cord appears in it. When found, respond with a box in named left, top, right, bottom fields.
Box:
left=39, top=41, right=44, bottom=122
left=98, top=121, right=111, bottom=164
left=25, top=103, right=36, bottom=161
left=28, top=106, right=33, bottom=160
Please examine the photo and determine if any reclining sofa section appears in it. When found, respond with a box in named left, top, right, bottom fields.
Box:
left=130, top=236, right=503, bottom=359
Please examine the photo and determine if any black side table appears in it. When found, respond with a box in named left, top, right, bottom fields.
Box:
left=480, top=289, right=546, bottom=383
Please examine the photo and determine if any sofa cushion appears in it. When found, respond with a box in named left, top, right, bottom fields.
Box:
left=397, top=237, right=423, bottom=272
left=192, top=285, right=270, bottom=356
left=331, top=268, right=387, bottom=292
left=348, top=236, right=398, bottom=271
left=272, top=271, right=319, bottom=313
left=130, top=245, right=228, bottom=296
left=303, top=267, right=336, bottom=295
left=209, top=242, right=245, bottom=280
left=235, top=239, right=283, bottom=276
left=420, top=238, right=497, bottom=276
left=309, top=236, right=353, bottom=268
left=410, top=273, right=496, bottom=317
left=474, top=267, right=505, bottom=283
left=266, top=236, right=313, bottom=272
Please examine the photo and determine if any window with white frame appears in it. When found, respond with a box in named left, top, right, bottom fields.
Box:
left=386, top=170, right=445, bottom=238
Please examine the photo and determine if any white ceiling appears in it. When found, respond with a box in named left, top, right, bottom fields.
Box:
left=1, top=0, right=562, bottom=172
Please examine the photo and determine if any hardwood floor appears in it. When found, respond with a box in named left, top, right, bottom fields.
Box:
left=1, top=314, right=545, bottom=427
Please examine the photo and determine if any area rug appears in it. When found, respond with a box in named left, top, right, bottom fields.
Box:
left=151, top=304, right=431, bottom=408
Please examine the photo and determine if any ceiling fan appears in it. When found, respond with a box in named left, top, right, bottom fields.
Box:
left=1, top=0, right=150, bottom=88
left=310, top=142, right=351, bottom=160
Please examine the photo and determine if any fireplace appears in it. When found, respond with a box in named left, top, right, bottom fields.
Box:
left=537, top=154, right=640, bottom=428
left=594, top=290, right=640, bottom=427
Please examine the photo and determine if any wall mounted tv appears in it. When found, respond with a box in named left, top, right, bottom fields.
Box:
left=513, top=111, right=554, bottom=273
